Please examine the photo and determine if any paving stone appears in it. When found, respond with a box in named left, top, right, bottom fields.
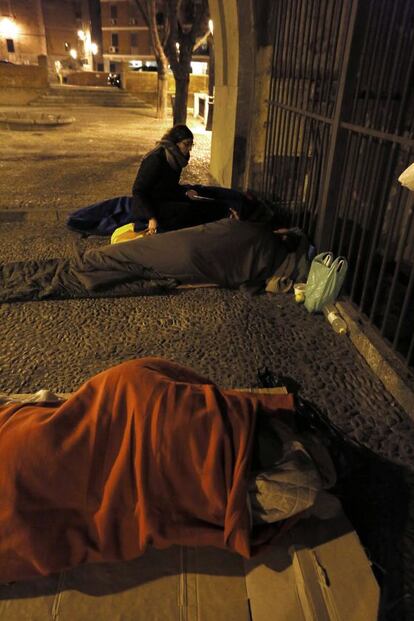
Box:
left=0, top=106, right=413, bottom=620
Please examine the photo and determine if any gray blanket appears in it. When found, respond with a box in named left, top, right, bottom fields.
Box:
left=0, top=220, right=309, bottom=303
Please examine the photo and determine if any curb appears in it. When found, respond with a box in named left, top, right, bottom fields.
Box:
left=336, top=301, right=414, bottom=421
left=0, top=209, right=72, bottom=223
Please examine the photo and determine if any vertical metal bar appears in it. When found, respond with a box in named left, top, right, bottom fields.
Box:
left=359, top=142, right=397, bottom=312
left=381, top=192, right=414, bottom=335
left=272, top=2, right=293, bottom=208
left=348, top=0, right=375, bottom=124
left=293, top=117, right=315, bottom=229
left=280, top=0, right=294, bottom=106
left=286, top=0, right=302, bottom=107
left=285, top=114, right=301, bottom=219
left=406, top=322, right=414, bottom=367
left=309, top=0, right=323, bottom=114
left=262, top=0, right=286, bottom=198
left=267, top=106, right=286, bottom=202
left=283, top=1, right=303, bottom=217
left=345, top=136, right=373, bottom=297
left=369, top=178, right=407, bottom=323
left=393, top=247, right=414, bottom=349
left=303, top=122, right=323, bottom=231
left=324, top=1, right=345, bottom=118
left=338, top=134, right=366, bottom=261
left=351, top=138, right=383, bottom=303
left=279, top=0, right=299, bottom=210
left=359, top=0, right=389, bottom=128
left=314, top=0, right=331, bottom=116
left=381, top=7, right=414, bottom=134
left=262, top=1, right=284, bottom=197
left=289, top=0, right=310, bottom=202
left=300, top=0, right=318, bottom=111
left=371, top=1, right=399, bottom=130
left=272, top=109, right=288, bottom=206
left=294, top=0, right=311, bottom=110
left=317, top=0, right=336, bottom=116
left=381, top=0, right=412, bottom=133
left=314, top=0, right=360, bottom=250
left=328, top=129, right=354, bottom=250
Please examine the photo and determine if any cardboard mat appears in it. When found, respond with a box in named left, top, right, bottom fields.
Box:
left=0, top=513, right=379, bottom=620
left=0, top=387, right=379, bottom=619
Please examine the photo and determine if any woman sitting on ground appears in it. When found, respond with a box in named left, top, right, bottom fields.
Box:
left=131, top=124, right=225, bottom=234
left=66, top=125, right=270, bottom=236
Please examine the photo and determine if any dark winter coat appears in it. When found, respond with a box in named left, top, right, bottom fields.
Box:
left=131, top=147, right=227, bottom=231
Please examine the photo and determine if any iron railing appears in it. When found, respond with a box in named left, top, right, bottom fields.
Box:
left=260, top=0, right=414, bottom=371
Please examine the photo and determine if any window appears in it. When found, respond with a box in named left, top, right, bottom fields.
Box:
left=156, top=12, right=164, bottom=25
left=110, top=62, right=116, bottom=72
left=97, top=62, right=104, bottom=71
left=111, top=33, right=119, bottom=47
left=73, top=1, right=81, bottom=19
left=130, top=33, right=138, bottom=47
left=6, top=39, right=15, bottom=53
left=110, top=5, right=117, bottom=19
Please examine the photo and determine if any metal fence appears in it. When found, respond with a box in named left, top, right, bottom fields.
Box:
left=261, top=0, right=414, bottom=371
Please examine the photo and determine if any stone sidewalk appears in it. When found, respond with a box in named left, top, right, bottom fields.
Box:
left=0, top=106, right=413, bottom=620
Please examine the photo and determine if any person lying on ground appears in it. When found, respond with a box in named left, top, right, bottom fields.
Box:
left=0, top=218, right=310, bottom=303
left=66, top=124, right=271, bottom=236
left=0, top=357, right=337, bottom=583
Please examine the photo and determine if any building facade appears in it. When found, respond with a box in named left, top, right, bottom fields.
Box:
left=0, top=0, right=100, bottom=72
left=100, top=0, right=209, bottom=74
left=100, top=0, right=152, bottom=73
left=0, top=0, right=46, bottom=63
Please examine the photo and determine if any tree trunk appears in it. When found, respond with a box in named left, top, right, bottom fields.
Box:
left=157, top=71, right=168, bottom=119
left=173, top=75, right=190, bottom=124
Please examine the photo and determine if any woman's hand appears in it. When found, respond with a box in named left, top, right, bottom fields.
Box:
left=186, top=189, right=199, bottom=200
left=148, top=218, right=158, bottom=235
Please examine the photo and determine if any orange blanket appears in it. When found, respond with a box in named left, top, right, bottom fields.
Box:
left=0, top=358, right=294, bottom=582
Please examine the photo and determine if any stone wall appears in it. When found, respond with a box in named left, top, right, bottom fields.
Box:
left=66, top=72, right=110, bottom=87
left=124, top=72, right=208, bottom=106
left=0, top=56, right=49, bottom=105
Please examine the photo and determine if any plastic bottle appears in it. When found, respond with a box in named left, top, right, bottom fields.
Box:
left=323, top=304, right=347, bottom=335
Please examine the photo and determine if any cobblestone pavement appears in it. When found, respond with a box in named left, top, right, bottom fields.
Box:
left=0, top=107, right=413, bottom=619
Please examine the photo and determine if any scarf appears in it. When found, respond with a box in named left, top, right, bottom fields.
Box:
left=158, top=139, right=190, bottom=171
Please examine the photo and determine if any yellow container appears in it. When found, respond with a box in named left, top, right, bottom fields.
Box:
left=294, top=283, right=306, bottom=303
left=111, top=223, right=148, bottom=245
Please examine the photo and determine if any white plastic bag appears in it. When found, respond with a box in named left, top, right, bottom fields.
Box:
left=398, top=162, right=414, bottom=191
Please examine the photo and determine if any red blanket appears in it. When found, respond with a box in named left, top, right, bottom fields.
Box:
left=0, top=358, right=294, bottom=582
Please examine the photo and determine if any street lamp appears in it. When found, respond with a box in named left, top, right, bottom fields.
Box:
left=77, top=29, right=98, bottom=69
left=0, top=16, right=19, bottom=39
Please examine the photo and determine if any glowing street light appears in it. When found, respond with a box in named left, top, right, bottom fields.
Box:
left=69, top=48, right=78, bottom=59
left=77, top=29, right=85, bottom=41
left=208, top=19, right=213, bottom=35
left=90, top=42, right=98, bottom=55
left=84, top=32, right=92, bottom=51
left=0, top=17, right=19, bottom=38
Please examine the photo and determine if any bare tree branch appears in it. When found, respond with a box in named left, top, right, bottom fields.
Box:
left=193, top=29, right=210, bottom=52
left=134, top=0, right=150, bottom=28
